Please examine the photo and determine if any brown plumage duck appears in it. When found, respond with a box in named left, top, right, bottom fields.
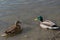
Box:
left=1, top=21, right=22, bottom=37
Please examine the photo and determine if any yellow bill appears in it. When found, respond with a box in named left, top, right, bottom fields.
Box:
left=34, top=18, right=38, bottom=21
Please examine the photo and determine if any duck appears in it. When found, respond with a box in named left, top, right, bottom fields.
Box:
left=34, top=16, right=59, bottom=30
left=1, top=21, right=22, bottom=37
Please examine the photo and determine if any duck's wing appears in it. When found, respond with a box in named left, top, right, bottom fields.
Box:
left=5, top=25, right=16, bottom=33
left=42, top=20, right=55, bottom=26
left=40, top=23, right=50, bottom=28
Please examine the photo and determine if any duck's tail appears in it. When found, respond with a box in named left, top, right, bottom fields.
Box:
left=48, top=27, right=60, bottom=30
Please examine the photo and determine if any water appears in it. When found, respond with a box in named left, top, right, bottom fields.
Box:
left=0, top=0, right=60, bottom=40
left=0, top=0, right=60, bottom=16
left=0, top=0, right=60, bottom=15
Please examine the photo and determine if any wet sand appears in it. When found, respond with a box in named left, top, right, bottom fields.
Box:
left=0, top=0, right=60, bottom=40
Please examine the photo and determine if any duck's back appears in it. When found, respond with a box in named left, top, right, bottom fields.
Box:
left=42, top=20, right=55, bottom=26
left=6, top=25, right=16, bottom=32
left=5, top=24, right=21, bottom=34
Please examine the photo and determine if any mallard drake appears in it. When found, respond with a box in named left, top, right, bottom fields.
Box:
left=34, top=16, right=59, bottom=30
left=1, top=21, right=22, bottom=37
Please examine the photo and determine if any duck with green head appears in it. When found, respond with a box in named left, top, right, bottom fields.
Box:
left=34, top=16, right=43, bottom=22
left=34, top=16, right=59, bottom=29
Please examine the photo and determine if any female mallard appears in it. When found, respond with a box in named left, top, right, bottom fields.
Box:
left=1, top=21, right=22, bottom=37
left=34, top=16, right=59, bottom=30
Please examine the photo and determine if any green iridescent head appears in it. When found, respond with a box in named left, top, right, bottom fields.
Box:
left=34, top=16, right=43, bottom=22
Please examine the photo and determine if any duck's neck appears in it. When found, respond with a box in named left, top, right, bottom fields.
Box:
left=16, top=23, right=21, bottom=26
left=40, top=21, right=43, bottom=24
left=16, top=21, right=21, bottom=26
left=39, top=18, right=43, bottom=22
left=40, top=20, right=43, bottom=22
left=16, top=23, right=20, bottom=26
